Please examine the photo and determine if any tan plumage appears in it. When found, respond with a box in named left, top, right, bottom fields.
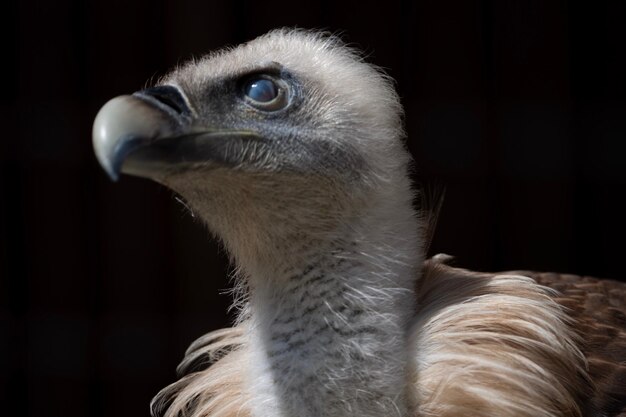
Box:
left=150, top=260, right=626, bottom=417
left=93, top=29, right=626, bottom=417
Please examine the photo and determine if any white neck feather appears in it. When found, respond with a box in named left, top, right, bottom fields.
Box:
left=163, top=165, right=423, bottom=417
left=242, top=193, right=422, bottom=417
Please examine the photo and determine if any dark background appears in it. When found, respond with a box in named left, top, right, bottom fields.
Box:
left=1, top=1, right=625, bottom=416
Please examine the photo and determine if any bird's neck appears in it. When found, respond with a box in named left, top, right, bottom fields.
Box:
left=242, top=196, right=422, bottom=417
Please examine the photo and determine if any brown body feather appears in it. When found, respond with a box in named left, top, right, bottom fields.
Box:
left=515, top=271, right=626, bottom=417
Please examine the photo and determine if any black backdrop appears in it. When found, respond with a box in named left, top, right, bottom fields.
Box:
left=1, top=1, right=625, bottom=416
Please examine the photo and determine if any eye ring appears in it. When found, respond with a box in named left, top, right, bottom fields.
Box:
left=242, top=75, right=289, bottom=111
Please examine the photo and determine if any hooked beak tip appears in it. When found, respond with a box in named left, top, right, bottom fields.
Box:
left=103, top=164, right=120, bottom=182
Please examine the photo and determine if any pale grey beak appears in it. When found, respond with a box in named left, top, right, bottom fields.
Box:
left=92, top=86, right=192, bottom=181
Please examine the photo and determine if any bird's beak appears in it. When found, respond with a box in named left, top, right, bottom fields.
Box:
left=92, top=86, right=261, bottom=181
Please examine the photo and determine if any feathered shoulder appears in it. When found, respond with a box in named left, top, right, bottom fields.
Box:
left=151, top=259, right=626, bottom=417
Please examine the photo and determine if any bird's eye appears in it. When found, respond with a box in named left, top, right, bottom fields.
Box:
left=245, top=79, right=277, bottom=102
left=242, top=76, right=289, bottom=111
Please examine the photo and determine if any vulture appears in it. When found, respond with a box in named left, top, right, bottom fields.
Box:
left=92, top=29, right=626, bottom=417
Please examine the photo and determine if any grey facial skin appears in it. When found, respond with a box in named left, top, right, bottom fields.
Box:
left=93, top=62, right=367, bottom=188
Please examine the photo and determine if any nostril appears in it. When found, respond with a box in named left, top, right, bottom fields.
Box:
left=135, top=85, right=191, bottom=118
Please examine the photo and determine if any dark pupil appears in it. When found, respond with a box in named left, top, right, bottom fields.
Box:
left=245, top=78, right=278, bottom=102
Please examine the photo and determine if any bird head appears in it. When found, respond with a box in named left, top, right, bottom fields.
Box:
left=93, top=29, right=416, bottom=272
